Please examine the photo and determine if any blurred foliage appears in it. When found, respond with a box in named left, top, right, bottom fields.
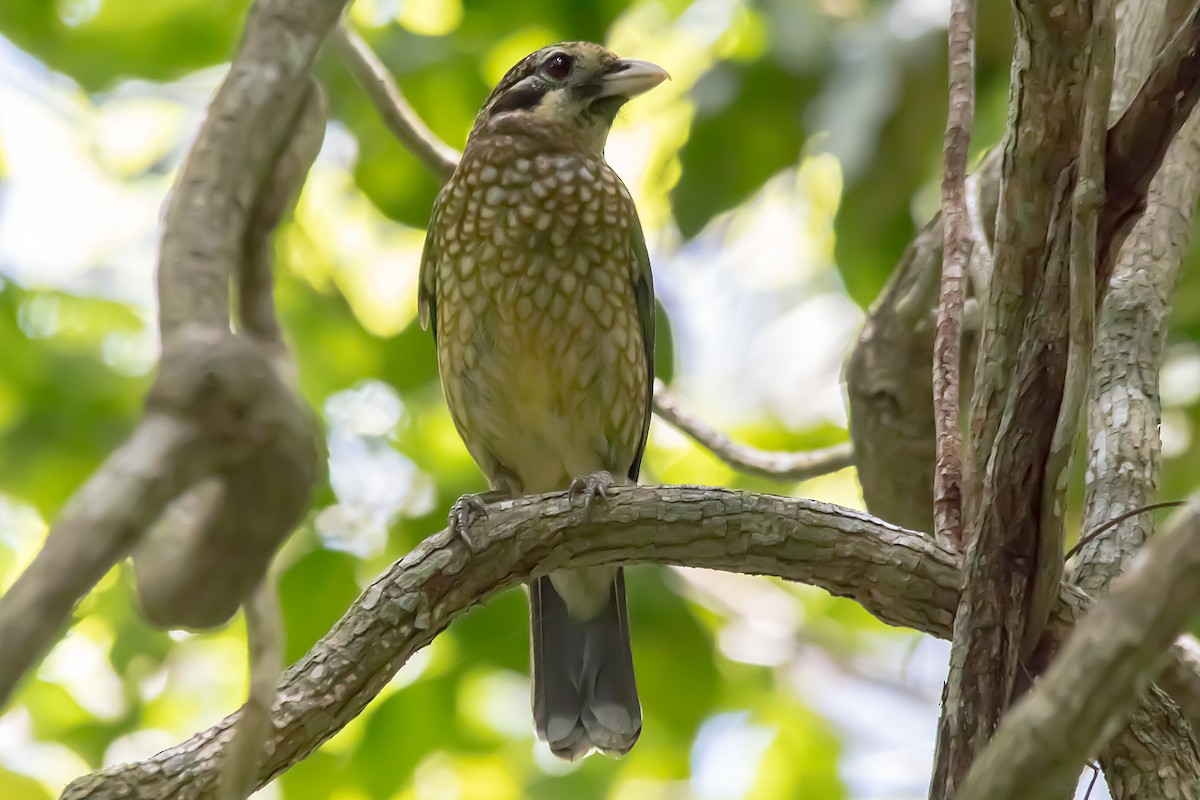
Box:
left=4, top=0, right=1193, bottom=798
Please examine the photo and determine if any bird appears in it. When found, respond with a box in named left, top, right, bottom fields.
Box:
left=418, top=42, right=668, bottom=760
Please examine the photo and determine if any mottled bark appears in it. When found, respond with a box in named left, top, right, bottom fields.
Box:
left=846, top=150, right=999, bottom=534
left=932, top=1, right=1096, bottom=791
left=57, top=485, right=1200, bottom=799
left=932, top=0, right=977, bottom=547
left=957, top=498, right=1200, bottom=800
left=1079, top=1, right=1200, bottom=796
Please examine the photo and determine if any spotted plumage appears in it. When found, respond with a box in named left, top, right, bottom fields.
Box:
left=419, top=42, right=667, bottom=760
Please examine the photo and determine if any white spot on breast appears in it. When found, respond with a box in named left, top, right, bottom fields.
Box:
left=485, top=186, right=507, bottom=205
left=584, top=285, right=604, bottom=312
left=480, top=165, right=498, bottom=183
left=516, top=296, right=534, bottom=320
left=550, top=294, right=567, bottom=319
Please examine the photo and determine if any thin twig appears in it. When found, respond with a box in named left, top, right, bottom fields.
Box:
left=932, top=0, right=977, bottom=549
left=1083, top=763, right=1100, bottom=800
left=651, top=380, right=854, bottom=482
left=1066, top=500, right=1186, bottom=561
left=219, top=578, right=285, bottom=800
left=329, top=26, right=459, bottom=181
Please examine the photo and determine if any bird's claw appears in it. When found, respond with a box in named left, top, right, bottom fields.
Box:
left=568, top=470, right=615, bottom=517
left=449, top=494, right=489, bottom=552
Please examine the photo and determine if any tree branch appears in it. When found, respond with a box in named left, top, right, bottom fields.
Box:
left=1074, top=0, right=1200, bottom=795
left=932, top=0, right=976, bottom=548
left=650, top=380, right=854, bottom=481
left=957, top=496, right=1200, bottom=800
left=157, top=0, right=346, bottom=338
left=0, top=416, right=198, bottom=708
left=1079, top=0, right=1200, bottom=595
left=218, top=579, right=284, bottom=800
left=59, top=486, right=1200, bottom=799
left=930, top=1, right=1096, bottom=789
left=1032, top=0, right=1113, bottom=661
left=1101, top=0, right=1200, bottom=283
left=329, top=25, right=459, bottom=182
left=238, top=79, right=327, bottom=344
left=846, top=151, right=1001, bottom=535
left=1162, top=638, right=1200, bottom=734
left=0, top=0, right=338, bottom=709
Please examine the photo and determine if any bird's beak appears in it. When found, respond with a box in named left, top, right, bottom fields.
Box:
left=598, top=58, right=670, bottom=99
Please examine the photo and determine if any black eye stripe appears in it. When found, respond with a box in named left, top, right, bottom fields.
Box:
left=489, top=85, right=546, bottom=115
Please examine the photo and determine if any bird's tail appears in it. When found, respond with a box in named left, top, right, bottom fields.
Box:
left=530, top=568, right=641, bottom=760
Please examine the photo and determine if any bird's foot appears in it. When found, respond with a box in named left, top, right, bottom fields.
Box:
left=449, top=491, right=504, bottom=553
left=568, top=470, right=615, bottom=517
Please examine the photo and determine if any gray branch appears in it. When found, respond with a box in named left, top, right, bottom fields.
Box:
left=931, top=0, right=976, bottom=548
left=957, top=497, right=1200, bottom=800
left=0, top=0, right=338, bottom=712
left=1075, top=0, right=1200, bottom=796
left=329, top=25, right=459, bottom=181
left=650, top=379, right=854, bottom=481
left=0, top=416, right=198, bottom=707
left=57, top=486, right=1200, bottom=799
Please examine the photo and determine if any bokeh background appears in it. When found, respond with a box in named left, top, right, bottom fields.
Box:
left=6, top=0, right=1200, bottom=797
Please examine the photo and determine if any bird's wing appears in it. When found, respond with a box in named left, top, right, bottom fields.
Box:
left=627, top=217, right=656, bottom=483
left=417, top=189, right=445, bottom=336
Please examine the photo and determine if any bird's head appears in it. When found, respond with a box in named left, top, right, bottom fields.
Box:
left=472, top=42, right=669, bottom=154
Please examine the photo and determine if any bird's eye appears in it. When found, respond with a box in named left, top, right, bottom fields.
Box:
left=542, top=53, right=573, bottom=80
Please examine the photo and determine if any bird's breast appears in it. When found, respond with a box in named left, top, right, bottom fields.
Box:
left=432, top=148, right=647, bottom=488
